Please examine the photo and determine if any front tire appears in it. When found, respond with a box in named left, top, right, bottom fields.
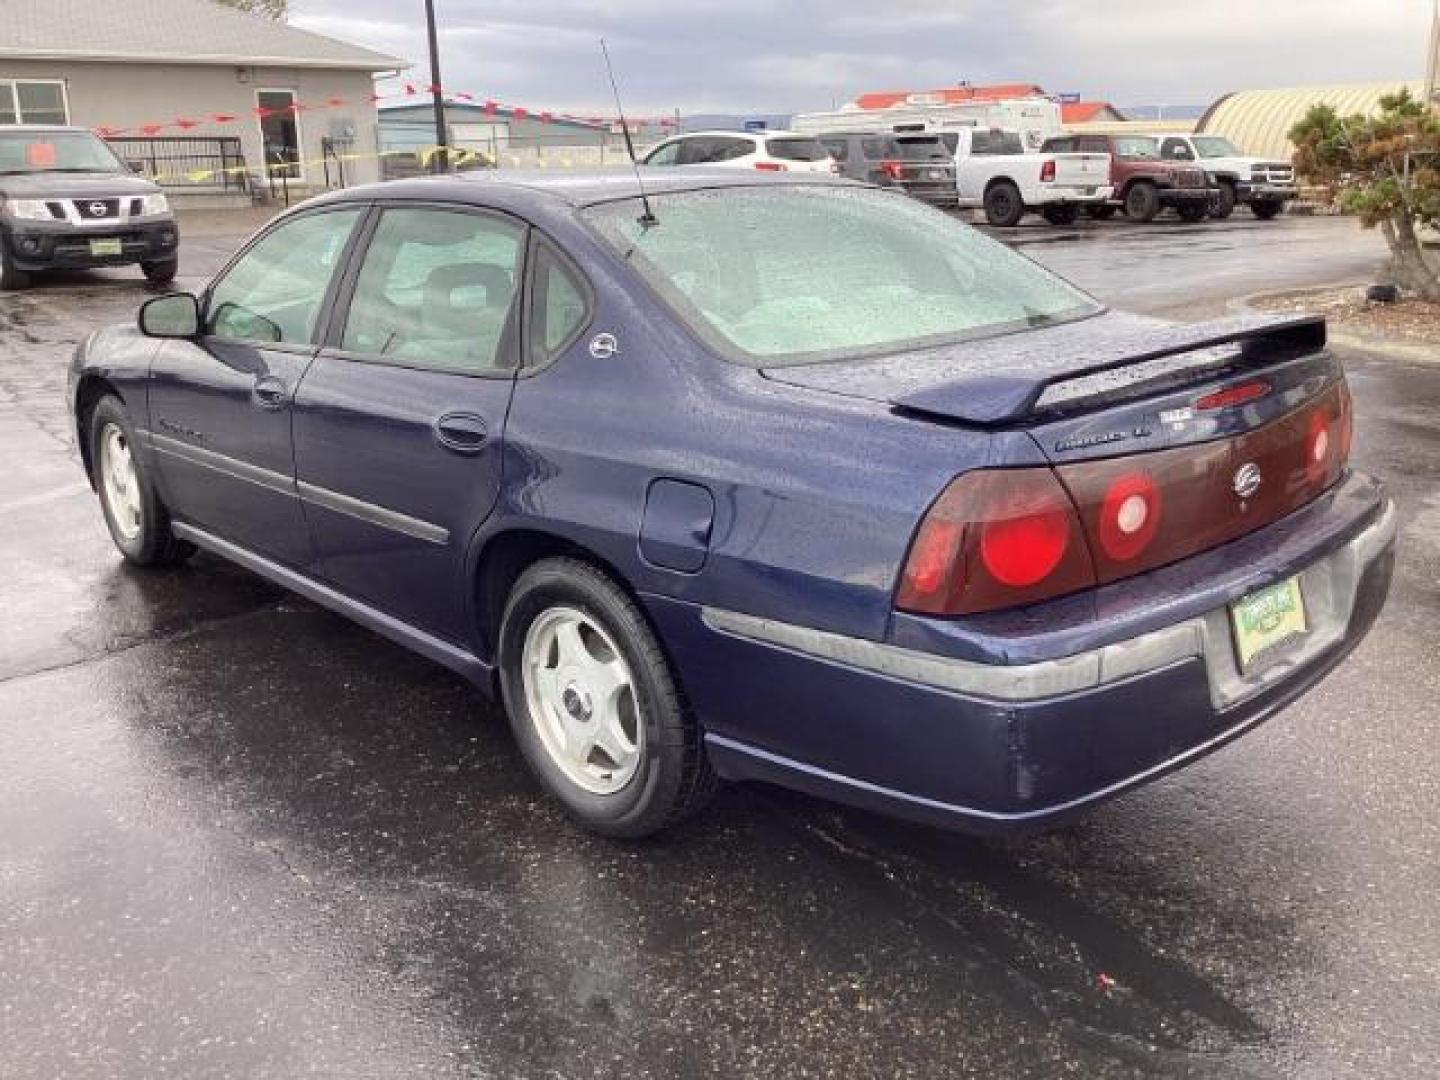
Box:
left=0, top=238, right=31, bottom=290
left=1041, top=203, right=1080, bottom=226
left=1250, top=199, right=1284, bottom=221
left=983, top=181, right=1026, bottom=227
left=1210, top=181, right=1237, bottom=219
left=1123, top=182, right=1160, bottom=222
left=498, top=557, right=717, bottom=837
left=141, top=257, right=179, bottom=285
left=88, top=394, right=194, bottom=566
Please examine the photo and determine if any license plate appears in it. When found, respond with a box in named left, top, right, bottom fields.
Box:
left=89, top=238, right=123, bottom=256
left=1230, top=576, right=1308, bottom=672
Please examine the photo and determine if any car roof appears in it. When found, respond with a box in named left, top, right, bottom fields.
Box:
left=315, top=167, right=855, bottom=210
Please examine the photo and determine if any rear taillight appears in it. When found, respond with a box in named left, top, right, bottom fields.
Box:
left=754, top=161, right=787, bottom=172
left=1039, top=159, right=1057, bottom=183
left=897, top=469, right=1095, bottom=615
left=897, top=380, right=1354, bottom=617
left=880, top=159, right=905, bottom=181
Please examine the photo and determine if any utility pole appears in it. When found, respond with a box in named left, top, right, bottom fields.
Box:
left=1425, top=0, right=1439, bottom=109
left=424, top=0, right=450, bottom=172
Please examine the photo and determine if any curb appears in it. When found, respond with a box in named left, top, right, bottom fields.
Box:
left=1228, top=284, right=1440, bottom=366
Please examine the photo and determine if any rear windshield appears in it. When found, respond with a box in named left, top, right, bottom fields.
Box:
left=971, top=130, right=1025, bottom=155
left=582, top=186, right=1099, bottom=366
left=0, top=130, right=125, bottom=175
left=895, top=137, right=950, bottom=161
left=765, top=137, right=830, bottom=162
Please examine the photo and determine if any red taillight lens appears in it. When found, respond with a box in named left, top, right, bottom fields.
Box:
left=754, top=161, right=787, bottom=172
left=1096, top=471, right=1162, bottom=562
left=880, top=159, right=905, bottom=180
left=1196, top=379, right=1271, bottom=410
left=1039, top=159, right=1056, bottom=182
left=897, top=469, right=1095, bottom=615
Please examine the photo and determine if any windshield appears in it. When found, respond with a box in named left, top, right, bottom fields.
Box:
left=765, top=137, right=830, bottom=162
left=582, top=186, right=1099, bottom=365
left=1113, top=137, right=1161, bottom=160
left=1191, top=136, right=1239, bottom=159
left=0, top=130, right=126, bottom=175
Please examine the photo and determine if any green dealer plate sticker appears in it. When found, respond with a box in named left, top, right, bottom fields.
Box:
left=89, top=238, right=123, bottom=257
left=1230, top=576, right=1308, bottom=673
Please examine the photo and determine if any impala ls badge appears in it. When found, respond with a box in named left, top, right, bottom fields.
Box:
left=1233, top=462, right=1263, bottom=500
left=588, top=332, right=619, bottom=359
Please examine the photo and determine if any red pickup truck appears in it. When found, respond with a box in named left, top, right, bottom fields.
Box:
left=1040, top=133, right=1213, bottom=223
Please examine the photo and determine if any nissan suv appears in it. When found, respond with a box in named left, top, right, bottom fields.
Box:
left=0, top=125, right=179, bottom=290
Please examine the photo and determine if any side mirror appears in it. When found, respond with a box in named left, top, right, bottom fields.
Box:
left=139, top=293, right=200, bottom=338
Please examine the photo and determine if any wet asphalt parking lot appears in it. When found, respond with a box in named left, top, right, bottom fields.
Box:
left=1, top=211, right=1437, bottom=1079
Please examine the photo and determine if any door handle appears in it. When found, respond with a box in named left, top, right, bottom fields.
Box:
left=434, top=412, right=488, bottom=454
left=252, top=376, right=289, bottom=410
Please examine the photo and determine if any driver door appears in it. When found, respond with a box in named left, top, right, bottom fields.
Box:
left=147, top=206, right=365, bottom=566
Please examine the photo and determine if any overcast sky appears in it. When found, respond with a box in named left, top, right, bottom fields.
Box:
left=290, top=0, right=1435, bottom=115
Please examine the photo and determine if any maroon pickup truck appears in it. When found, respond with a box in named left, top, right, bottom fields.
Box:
left=1041, top=133, right=1212, bottom=223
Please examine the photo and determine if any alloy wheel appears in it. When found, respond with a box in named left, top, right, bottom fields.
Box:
left=521, top=606, right=644, bottom=795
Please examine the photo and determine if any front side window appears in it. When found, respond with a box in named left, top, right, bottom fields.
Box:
left=341, top=208, right=523, bottom=373
left=584, top=186, right=1099, bottom=366
left=1191, top=136, right=1239, bottom=159
left=0, top=80, right=69, bottom=125
left=207, top=209, right=361, bottom=345
left=644, top=140, right=681, bottom=166
left=0, top=130, right=123, bottom=175
left=1114, top=137, right=1161, bottom=160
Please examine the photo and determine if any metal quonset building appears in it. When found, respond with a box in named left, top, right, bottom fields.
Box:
left=1197, top=80, right=1426, bottom=160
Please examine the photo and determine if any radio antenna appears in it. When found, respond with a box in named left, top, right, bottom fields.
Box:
left=600, top=38, right=658, bottom=228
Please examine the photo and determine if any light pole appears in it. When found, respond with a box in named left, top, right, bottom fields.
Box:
left=424, top=0, right=450, bottom=172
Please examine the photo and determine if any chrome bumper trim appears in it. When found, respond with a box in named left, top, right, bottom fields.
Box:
left=702, top=498, right=1396, bottom=705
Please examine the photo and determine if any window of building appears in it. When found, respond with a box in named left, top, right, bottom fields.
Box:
left=0, top=80, right=70, bottom=125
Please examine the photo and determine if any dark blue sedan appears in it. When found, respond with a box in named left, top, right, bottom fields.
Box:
left=68, top=169, right=1396, bottom=837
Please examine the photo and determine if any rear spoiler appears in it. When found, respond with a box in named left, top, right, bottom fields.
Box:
left=889, top=314, right=1327, bottom=426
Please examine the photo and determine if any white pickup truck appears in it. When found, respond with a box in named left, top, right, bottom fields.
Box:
left=945, top=128, right=1112, bottom=227
left=1155, top=135, right=1297, bottom=220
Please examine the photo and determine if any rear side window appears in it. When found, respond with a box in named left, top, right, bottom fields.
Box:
left=527, top=242, right=591, bottom=367
left=340, top=208, right=523, bottom=374
left=971, top=131, right=1024, bottom=155
left=1041, top=137, right=1074, bottom=153
left=680, top=137, right=752, bottom=164
left=765, top=137, right=830, bottom=162
left=1076, top=137, right=1110, bottom=154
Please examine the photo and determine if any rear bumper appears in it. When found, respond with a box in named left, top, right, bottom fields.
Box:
left=2, top=218, right=179, bottom=270
left=647, top=475, right=1395, bottom=833
left=899, top=181, right=959, bottom=207
left=1037, top=186, right=1113, bottom=206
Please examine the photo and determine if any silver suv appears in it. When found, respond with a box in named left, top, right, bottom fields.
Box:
left=0, top=125, right=179, bottom=289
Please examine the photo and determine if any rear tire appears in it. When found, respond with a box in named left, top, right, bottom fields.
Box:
left=498, top=557, right=718, bottom=838
left=141, top=257, right=179, bottom=284
left=1123, top=182, right=1160, bottom=222
left=1176, top=201, right=1210, bottom=223
left=0, top=239, right=32, bottom=290
left=983, top=181, right=1026, bottom=227
left=1210, top=181, right=1237, bottom=219
left=1250, top=199, right=1283, bottom=221
left=87, top=394, right=194, bottom=566
left=1041, top=203, right=1080, bottom=226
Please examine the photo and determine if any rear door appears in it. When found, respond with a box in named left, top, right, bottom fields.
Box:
left=289, top=203, right=527, bottom=644
left=147, top=206, right=364, bottom=566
